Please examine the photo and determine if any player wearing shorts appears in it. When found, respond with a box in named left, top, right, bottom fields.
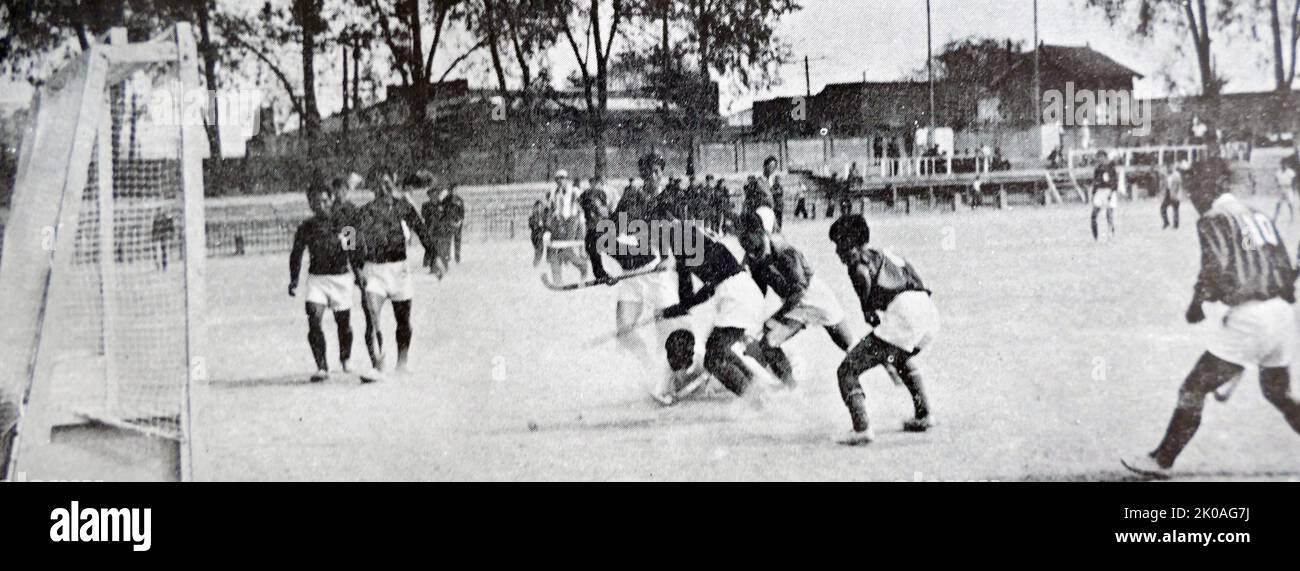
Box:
left=829, top=215, right=938, bottom=445
left=1091, top=150, right=1118, bottom=241
left=1273, top=161, right=1296, bottom=225
left=289, top=181, right=363, bottom=382
left=592, top=153, right=679, bottom=373
left=657, top=224, right=767, bottom=405
left=1122, top=159, right=1300, bottom=478
left=736, top=212, right=856, bottom=388
left=356, top=167, right=440, bottom=375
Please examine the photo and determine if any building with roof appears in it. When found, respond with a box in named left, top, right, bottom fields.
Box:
left=749, top=44, right=1144, bottom=158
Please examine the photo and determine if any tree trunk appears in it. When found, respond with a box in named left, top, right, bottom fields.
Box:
left=406, top=0, right=430, bottom=124
left=197, top=1, right=222, bottom=159
left=1272, top=0, right=1287, bottom=92
left=298, top=0, right=321, bottom=138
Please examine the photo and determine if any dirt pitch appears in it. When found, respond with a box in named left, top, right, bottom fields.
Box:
left=192, top=195, right=1300, bottom=481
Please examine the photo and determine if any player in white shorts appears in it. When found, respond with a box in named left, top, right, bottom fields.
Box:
left=589, top=153, right=685, bottom=379
left=736, top=212, right=858, bottom=388
left=1090, top=150, right=1119, bottom=241
left=829, top=215, right=939, bottom=445
left=289, top=180, right=364, bottom=382
left=356, top=167, right=440, bottom=375
left=1123, top=159, right=1300, bottom=478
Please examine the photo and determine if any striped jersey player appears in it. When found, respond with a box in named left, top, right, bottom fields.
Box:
left=1123, top=158, right=1300, bottom=478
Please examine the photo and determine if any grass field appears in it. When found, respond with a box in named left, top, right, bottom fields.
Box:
left=191, top=194, right=1300, bottom=481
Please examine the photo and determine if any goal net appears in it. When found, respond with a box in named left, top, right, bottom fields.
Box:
left=0, top=24, right=206, bottom=481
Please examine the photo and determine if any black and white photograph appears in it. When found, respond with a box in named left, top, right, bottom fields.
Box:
left=0, top=0, right=1298, bottom=555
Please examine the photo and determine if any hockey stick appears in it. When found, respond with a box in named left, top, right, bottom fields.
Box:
left=540, top=260, right=670, bottom=292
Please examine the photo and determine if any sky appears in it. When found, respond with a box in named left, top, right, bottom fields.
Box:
left=0, top=0, right=1281, bottom=155
left=729, top=0, right=1276, bottom=114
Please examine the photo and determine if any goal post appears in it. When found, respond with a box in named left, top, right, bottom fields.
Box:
left=0, top=23, right=207, bottom=482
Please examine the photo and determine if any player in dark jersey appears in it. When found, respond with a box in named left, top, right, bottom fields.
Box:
left=829, top=214, right=939, bottom=445
left=1090, top=150, right=1119, bottom=241
left=289, top=181, right=364, bottom=382
left=657, top=223, right=768, bottom=405
left=1122, top=159, right=1300, bottom=478
left=736, top=213, right=858, bottom=388
left=356, top=167, right=440, bottom=376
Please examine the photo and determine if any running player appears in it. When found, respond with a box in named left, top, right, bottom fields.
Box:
left=1122, top=158, right=1300, bottom=478
left=736, top=212, right=857, bottom=388
left=829, top=214, right=938, bottom=445
left=289, top=181, right=363, bottom=382
left=356, top=167, right=440, bottom=375
left=1273, top=159, right=1296, bottom=225
left=1091, top=150, right=1118, bottom=241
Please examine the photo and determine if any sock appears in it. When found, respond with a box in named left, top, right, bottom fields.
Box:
left=899, top=359, right=931, bottom=420
left=846, top=392, right=870, bottom=432
left=335, top=311, right=353, bottom=363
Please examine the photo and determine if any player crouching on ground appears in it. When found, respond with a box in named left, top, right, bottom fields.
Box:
left=736, top=212, right=857, bottom=387
left=289, top=180, right=365, bottom=382
left=829, top=215, right=938, bottom=445
left=1122, top=158, right=1300, bottom=479
left=356, top=167, right=442, bottom=376
left=655, top=223, right=769, bottom=407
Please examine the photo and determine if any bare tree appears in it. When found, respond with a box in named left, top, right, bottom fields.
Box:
left=550, top=0, right=629, bottom=180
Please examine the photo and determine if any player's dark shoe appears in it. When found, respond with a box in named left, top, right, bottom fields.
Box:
left=1120, top=454, right=1171, bottom=480
left=834, top=427, right=876, bottom=446
left=310, top=370, right=329, bottom=383
left=903, top=416, right=934, bottom=432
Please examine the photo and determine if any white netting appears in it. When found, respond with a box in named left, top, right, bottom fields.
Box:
left=46, top=65, right=192, bottom=440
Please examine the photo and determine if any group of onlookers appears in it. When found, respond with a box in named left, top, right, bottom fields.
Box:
left=528, top=157, right=793, bottom=282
